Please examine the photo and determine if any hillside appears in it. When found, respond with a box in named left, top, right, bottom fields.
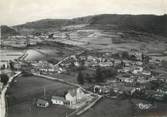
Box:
left=12, top=14, right=167, bottom=37
left=87, top=14, right=167, bottom=37
left=1, top=25, right=18, bottom=37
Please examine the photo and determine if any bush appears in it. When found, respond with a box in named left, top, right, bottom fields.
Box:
left=95, top=66, right=117, bottom=82
left=122, top=51, right=129, bottom=59
left=77, top=71, right=85, bottom=85
left=161, top=60, right=167, bottom=68
left=0, top=74, right=9, bottom=85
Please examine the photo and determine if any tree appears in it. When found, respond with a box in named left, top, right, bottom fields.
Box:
left=0, top=74, right=9, bottom=85
left=0, top=64, right=6, bottom=70
left=122, top=51, right=129, bottom=59
left=48, top=33, right=54, bottom=39
left=142, top=54, right=150, bottom=64
left=150, top=80, right=163, bottom=90
left=161, top=60, right=167, bottom=68
left=9, top=60, right=15, bottom=70
left=95, top=66, right=105, bottom=82
left=32, top=32, right=41, bottom=36
left=77, top=71, right=84, bottom=85
left=130, top=55, right=137, bottom=61
left=120, top=60, right=125, bottom=67
left=108, top=68, right=117, bottom=78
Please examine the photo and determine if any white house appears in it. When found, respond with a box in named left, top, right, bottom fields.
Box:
left=132, top=67, right=143, bottom=74
left=99, top=62, right=113, bottom=67
left=142, top=71, right=151, bottom=76
left=65, top=88, right=85, bottom=105
left=51, top=96, right=68, bottom=105
left=74, top=61, right=80, bottom=67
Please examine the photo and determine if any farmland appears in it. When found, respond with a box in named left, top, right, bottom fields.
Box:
left=6, top=75, right=75, bottom=117
left=79, top=98, right=167, bottom=117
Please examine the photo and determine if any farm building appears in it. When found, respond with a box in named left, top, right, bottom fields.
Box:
left=51, top=96, right=69, bottom=106
left=36, top=99, right=49, bottom=108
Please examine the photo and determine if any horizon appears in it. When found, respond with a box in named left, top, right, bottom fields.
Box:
left=0, top=0, right=167, bottom=26
left=10, top=13, right=166, bottom=27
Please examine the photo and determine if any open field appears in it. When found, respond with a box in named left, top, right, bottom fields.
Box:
left=8, top=101, right=73, bottom=117
left=79, top=98, right=134, bottom=117
left=131, top=99, right=167, bottom=117
left=6, top=75, right=75, bottom=117
left=47, top=28, right=167, bottom=54
left=79, top=98, right=167, bottom=117
left=7, top=75, right=75, bottom=101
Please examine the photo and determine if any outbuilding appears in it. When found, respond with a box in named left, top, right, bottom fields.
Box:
left=36, top=99, right=49, bottom=108
left=51, top=96, right=69, bottom=105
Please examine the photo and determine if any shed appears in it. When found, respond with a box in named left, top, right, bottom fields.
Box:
left=36, top=99, right=49, bottom=108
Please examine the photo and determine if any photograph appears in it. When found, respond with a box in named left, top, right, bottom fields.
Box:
left=0, top=0, right=167, bottom=117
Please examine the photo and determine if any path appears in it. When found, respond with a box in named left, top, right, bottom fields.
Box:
left=0, top=71, right=22, bottom=117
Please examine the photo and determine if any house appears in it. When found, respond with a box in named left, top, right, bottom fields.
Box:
left=132, top=67, right=143, bottom=74
left=51, top=96, right=69, bottom=106
left=129, top=50, right=142, bottom=61
left=65, top=88, right=85, bottom=105
left=118, top=77, right=136, bottom=86
left=137, top=77, right=149, bottom=84
left=36, top=99, right=49, bottom=108
left=142, top=71, right=151, bottom=76
left=113, top=59, right=122, bottom=66
left=87, top=55, right=96, bottom=62
left=93, top=85, right=110, bottom=94
left=123, top=67, right=132, bottom=73
left=118, top=66, right=132, bottom=73
left=99, top=62, right=113, bottom=67
left=135, top=61, right=143, bottom=66
left=74, top=61, right=80, bottom=67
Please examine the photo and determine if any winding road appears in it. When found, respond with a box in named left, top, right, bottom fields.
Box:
left=0, top=71, right=22, bottom=117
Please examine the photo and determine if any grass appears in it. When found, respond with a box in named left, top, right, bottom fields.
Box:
left=6, top=75, right=75, bottom=117
left=79, top=98, right=134, bottom=117
left=131, top=99, right=167, bottom=117
left=8, top=101, right=73, bottom=117
left=79, top=98, right=167, bottom=117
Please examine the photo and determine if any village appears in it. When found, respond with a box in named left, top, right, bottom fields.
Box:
left=0, top=24, right=167, bottom=117
left=1, top=0, right=167, bottom=116
left=1, top=43, right=167, bottom=116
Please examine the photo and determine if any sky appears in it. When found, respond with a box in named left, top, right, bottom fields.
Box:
left=0, top=0, right=166, bottom=26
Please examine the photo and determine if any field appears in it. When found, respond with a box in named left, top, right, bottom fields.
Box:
left=79, top=98, right=167, bottom=117
left=79, top=98, right=133, bottom=117
left=49, top=28, right=167, bottom=55
left=49, top=72, right=78, bottom=84
left=6, top=75, right=75, bottom=117
left=7, top=102, right=73, bottom=117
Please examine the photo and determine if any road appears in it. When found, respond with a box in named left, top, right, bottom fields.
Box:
left=33, top=73, right=81, bottom=88
left=54, top=50, right=85, bottom=67
left=0, top=71, right=22, bottom=117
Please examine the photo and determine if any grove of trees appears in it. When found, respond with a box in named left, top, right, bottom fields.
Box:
left=77, top=66, right=118, bottom=84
